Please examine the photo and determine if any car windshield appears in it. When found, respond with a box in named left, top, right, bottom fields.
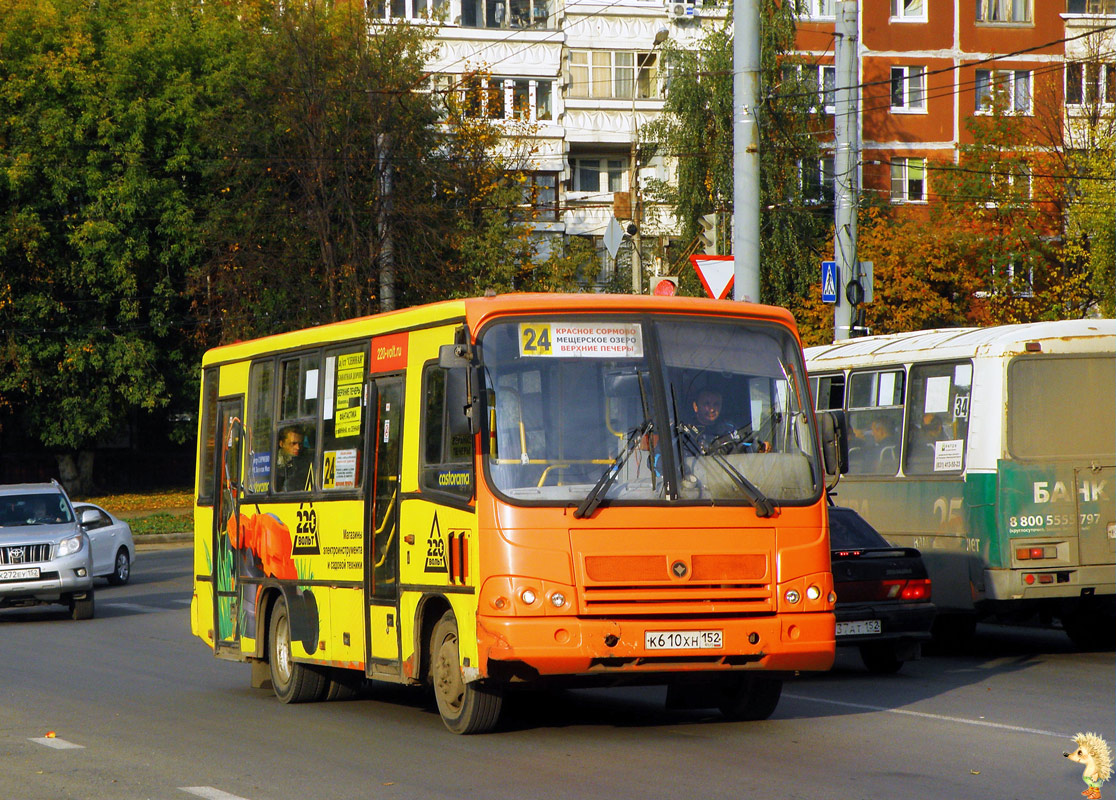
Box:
left=828, top=508, right=890, bottom=549
left=480, top=315, right=820, bottom=508
left=0, top=492, right=74, bottom=527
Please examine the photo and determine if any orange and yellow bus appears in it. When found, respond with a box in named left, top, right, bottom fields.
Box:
left=190, top=294, right=843, bottom=733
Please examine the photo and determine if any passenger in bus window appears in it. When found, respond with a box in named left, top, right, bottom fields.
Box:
left=867, top=416, right=899, bottom=472
left=276, top=425, right=311, bottom=492
left=906, top=413, right=943, bottom=473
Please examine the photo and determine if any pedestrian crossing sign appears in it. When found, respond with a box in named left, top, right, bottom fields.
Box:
left=821, top=261, right=839, bottom=304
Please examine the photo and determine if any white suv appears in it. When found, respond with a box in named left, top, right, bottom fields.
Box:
left=0, top=482, right=94, bottom=619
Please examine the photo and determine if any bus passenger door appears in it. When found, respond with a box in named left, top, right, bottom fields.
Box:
left=366, top=376, right=403, bottom=675
left=213, top=398, right=244, bottom=655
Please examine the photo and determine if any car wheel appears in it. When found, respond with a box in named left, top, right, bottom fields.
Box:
left=430, top=610, right=502, bottom=734
left=859, top=643, right=904, bottom=674
left=268, top=595, right=326, bottom=704
left=70, top=590, right=95, bottom=621
left=108, top=548, right=131, bottom=585
left=717, top=675, right=782, bottom=721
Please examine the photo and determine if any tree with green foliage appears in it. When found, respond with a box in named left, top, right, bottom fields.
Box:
left=642, top=0, right=829, bottom=307
left=0, top=0, right=229, bottom=490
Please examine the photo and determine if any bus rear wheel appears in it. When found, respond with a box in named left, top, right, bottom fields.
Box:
left=269, top=595, right=326, bottom=704
left=717, top=674, right=782, bottom=721
left=430, top=610, right=502, bottom=734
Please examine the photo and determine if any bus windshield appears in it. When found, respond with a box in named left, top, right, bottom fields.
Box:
left=480, top=315, right=820, bottom=507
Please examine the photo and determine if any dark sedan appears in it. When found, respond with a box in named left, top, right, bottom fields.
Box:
left=829, top=506, right=936, bottom=673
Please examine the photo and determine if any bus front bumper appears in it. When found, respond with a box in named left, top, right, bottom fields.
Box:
left=477, top=612, right=835, bottom=678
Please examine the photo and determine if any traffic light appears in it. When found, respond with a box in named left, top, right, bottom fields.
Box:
left=697, top=212, right=719, bottom=255
left=651, top=275, right=678, bottom=296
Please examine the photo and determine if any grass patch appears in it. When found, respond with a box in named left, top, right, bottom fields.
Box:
left=75, top=489, right=193, bottom=513
left=129, top=511, right=194, bottom=537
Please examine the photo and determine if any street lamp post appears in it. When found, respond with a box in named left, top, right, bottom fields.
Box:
left=629, top=27, right=669, bottom=294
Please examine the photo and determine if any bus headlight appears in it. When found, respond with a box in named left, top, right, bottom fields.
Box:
left=549, top=592, right=566, bottom=608
left=784, top=589, right=801, bottom=604
left=806, top=585, right=821, bottom=601
left=520, top=588, right=538, bottom=606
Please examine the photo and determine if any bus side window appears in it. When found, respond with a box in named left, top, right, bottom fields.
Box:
left=903, top=361, right=971, bottom=475
left=846, top=369, right=905, bottom=476
left=274, top=354, right=321, bottom=493
left=197, top=369, right=220, bottom=504
left=246, top=361, right=275, bottom=495
left=421, top=364, right=474, bottom=498
left=811, top=373, right=845, bottom=412
left=321, top=348, right=367, bottom=492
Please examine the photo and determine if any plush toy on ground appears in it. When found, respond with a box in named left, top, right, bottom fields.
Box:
left=1065, top=732, right=1113, bottom=800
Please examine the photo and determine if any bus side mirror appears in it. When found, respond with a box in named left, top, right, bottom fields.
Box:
left=439, top=342, right=472, bottom=369
left=819, top=410, right=848, bottom=485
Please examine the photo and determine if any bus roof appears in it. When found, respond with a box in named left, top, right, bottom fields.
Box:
left=805, top=318, right=1115, bottom=368
left=202, top=293, right=799, bottom=367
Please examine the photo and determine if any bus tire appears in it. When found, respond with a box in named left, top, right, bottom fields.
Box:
left=269, top=595, right=326, bottom=704
left=430, top=610, right=502, bottom=734
left=717, top=675, right=782, bottom=721
left=323, top=668, right=364, bottom=701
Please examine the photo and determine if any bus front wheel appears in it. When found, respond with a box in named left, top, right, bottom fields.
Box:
left=430, top=610, right=503, bottom=734
left=269, top=595, right=326, bottom=704
left=717, top=675, right=782, bottom=721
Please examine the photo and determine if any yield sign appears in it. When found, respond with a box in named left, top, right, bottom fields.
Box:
left=688, top=255, right=735, bottom=300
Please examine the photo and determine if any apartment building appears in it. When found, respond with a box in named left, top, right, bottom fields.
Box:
left=418, top=0, right=722, bottom=274
left=794, top=0, right=1114, bottom=209
left=411, top=0, right=1110, bottom=274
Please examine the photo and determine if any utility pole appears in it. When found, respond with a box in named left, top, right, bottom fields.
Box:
left=378, top=134, right=396, bottom=313
left=833, top=0, right=858, bottom=341
left=733, top=0, right=761, bottom=302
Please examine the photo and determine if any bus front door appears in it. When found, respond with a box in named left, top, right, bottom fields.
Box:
left=212, top=397, right=244, bottom=655
left=366, top=376, right=404, bottom=676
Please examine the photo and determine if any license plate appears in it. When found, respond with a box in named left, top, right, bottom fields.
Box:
left=644, top=629, right=723, bottom=650
left=0, top=567, right=41, bottom=581
left=836, top=620, right=881, bottom=637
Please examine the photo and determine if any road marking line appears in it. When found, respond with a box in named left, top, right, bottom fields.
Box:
left=180, top=787, right=252, bottom=800
left=29, top=737, right=84, bottom=749
left=783, top=692, right=1070, bottom=739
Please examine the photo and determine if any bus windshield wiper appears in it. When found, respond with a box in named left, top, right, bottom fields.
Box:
left=573, top=419, right=654, bottom=519
left=674, top=423, right=775, bottom=518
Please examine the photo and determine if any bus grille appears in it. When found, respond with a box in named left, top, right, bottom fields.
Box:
left=580, top=553, right=772, bottom=615
left=0, top=544, right=51, bottom=565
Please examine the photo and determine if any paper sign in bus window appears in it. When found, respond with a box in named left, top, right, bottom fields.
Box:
left=335, top=406, right=362, bottom=438
left=934, top=439, right=964, bottom=471
left=324, top=449, right=358, bottom=490
left=924, top=376, right=951, bottom=414
left=518, top=322, right=644, bottom=358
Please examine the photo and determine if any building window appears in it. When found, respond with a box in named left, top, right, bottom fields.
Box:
left=1066, top=0, right=1115, bottom=13
left=458, top=76, right=554, bottom=121
left=568, top=51, right=661, bottom=100
left=782, top=64, right=836, bottom=111
left=800, top=0, right=835, bottom=17
left=890, top=0, right=926, bottom=19
left=367, top=0, right=448, bottom=21
left=890, top=157, right=926, bottom=203
left=458, top=0, right=553, bottom=28
left=801, top=156, right=835, bottom=204
left=514, top=172, right=559, bottom=221
left=1066, top=62, right=1115, bottom=106
left=975, top=0, right=1031, bottom=22
left=975, top=69, right=1031, bottom=114
left=571, top=157, right=627, bottom=193
left=891, top=66, right=926, bottom=111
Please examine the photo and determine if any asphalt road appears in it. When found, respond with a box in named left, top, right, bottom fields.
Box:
left=1, top=545, right=1112, bottom=800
